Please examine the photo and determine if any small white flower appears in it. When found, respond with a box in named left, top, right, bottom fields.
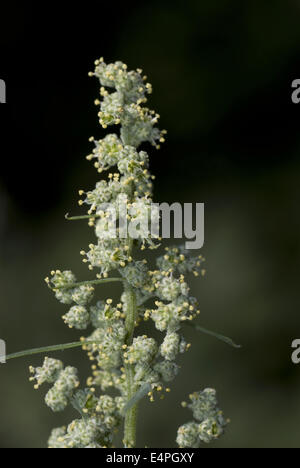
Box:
left=126, top=336, right=158, bottom=365
left=160, top=332, right=180, bottom=361
left=72, top=285, right=94, bottom=306
left=154, top=361, right=179, bottom=383
left=30, top=357, right=63, bottom=388
left=44, top=367, right=79, bottom=412
left=176, top=422, right=200, bottom=449
left=63, top=305, right=90, bottom=330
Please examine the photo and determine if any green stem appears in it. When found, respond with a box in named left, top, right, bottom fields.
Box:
left=53, top=277, right=124, bottom=291
left=117, top=174, right=139, bottom=448
left=65, top=213, right=101, bottom=221
left=123, top=283, right=139, bottom=448
left=3, top=341, right=91, bottom=362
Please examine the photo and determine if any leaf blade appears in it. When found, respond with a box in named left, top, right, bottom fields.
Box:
left=123, top=383, right=152, bottom=415
left=187, top=323, right=241, bottom=349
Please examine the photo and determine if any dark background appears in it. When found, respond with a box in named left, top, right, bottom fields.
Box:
left=1, top=0, right=300, bottom=448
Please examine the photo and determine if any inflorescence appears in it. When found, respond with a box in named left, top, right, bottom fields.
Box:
left=30, top=58, right=228, bottom=448
left=177, top=389, right=228, bottom=448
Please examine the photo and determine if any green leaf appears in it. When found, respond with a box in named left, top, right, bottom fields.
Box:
left=186, top=323, right=241, bottom=349
left=2, top=340, right=103, bottom=362
left=123, top=383, right=152, bottom=415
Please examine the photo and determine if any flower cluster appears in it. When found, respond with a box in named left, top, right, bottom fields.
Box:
left=91, top=59, right=165, bottom=148
left=125, top=336, right=158, bottom=365
left=46, top=270, right=94, bottom=308
left=30, top=58, right=228, bottom=449
left=176, top=389, right=228, bottom=448
left=85, top=319, right=127, bottom=370
left=157, top=246, right=206, bottom=278
left=30, top=358, right=79, bottom=412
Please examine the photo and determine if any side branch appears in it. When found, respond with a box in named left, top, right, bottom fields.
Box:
left=52, top=277, right=124, bottom=291
left=2, top=341, right=94, bottom=362
left=65, top=213, right=101, bottom=221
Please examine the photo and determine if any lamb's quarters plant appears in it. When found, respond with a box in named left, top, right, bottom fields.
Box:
left=4, top=58, right=240, bottom=448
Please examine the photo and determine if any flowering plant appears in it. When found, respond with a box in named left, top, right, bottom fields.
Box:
left=5, top=59, right=239, bottom=448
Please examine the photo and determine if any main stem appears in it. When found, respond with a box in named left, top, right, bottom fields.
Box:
left=121, top=142, right=139, bottom=448
left=123, top=282, right=138, bottom=448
